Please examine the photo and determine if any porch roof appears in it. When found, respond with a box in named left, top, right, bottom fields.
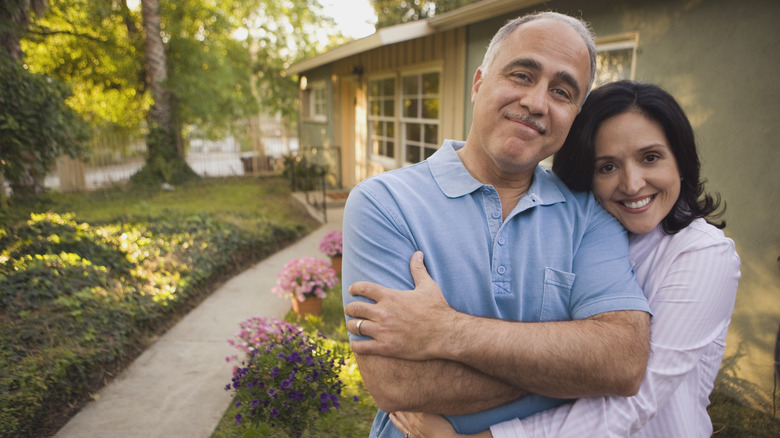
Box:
left=286, top=0, right=545, bottom=76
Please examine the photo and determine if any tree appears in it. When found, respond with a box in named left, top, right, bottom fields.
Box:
left=0, top=0, right=86, bottom=200
left=371, top=0, right=479, bottom=28
left=132, top=0, right=197, bottom=186
left=18, top=0, right=338, bottom=188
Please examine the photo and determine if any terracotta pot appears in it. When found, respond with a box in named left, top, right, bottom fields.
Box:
left=291, top=296, right=323, bottom=317
left=329, top=255, right=342, bottom=276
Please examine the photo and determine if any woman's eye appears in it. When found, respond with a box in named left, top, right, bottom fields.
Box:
left=644, top=154, right=660, bottom=163
left=598, top=163, right=615, bottom=173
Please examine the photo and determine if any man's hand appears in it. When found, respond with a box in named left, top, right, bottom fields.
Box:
left=345, top=251, right=459, bottom=360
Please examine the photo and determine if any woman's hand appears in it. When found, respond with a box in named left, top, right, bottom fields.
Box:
left=390, top=412, right=494, bottom=438
left=390, top=412, right=459, bottom=438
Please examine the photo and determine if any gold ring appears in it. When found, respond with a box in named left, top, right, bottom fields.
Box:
left=355, top=319, right=364, bottom=336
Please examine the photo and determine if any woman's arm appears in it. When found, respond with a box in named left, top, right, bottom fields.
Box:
left=491, top=238, right=740, bottom=437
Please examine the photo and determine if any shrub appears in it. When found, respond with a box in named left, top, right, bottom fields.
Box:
left=0, top=209, right=306, bottom=437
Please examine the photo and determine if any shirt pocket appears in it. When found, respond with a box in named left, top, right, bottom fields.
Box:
left=540, top=267, right=576, bottom=321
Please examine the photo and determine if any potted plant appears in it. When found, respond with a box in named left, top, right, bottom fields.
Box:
left=225, top=317, right=348, bottom=437
left=318, top=230, right=343, bottom=275
left=272, top=257, right=338, bottom=316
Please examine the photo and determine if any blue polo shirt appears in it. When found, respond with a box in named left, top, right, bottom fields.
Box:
left=342, top=140, right=650, bottom=437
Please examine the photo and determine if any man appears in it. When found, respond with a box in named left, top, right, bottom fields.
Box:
left=341, top=12, right=652, bottom=437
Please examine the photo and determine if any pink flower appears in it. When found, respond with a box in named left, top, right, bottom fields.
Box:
left=271, top=257, right=338, bottom=301
left=318, top=231, right=343, bottom=257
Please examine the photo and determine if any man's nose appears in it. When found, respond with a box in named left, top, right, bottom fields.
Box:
left=520, top=84, right=548, bottom=115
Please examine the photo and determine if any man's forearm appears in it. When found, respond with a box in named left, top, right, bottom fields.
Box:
left=437, top=310, right=650, bottom=398
left=356, top=353, right=526, bottom=414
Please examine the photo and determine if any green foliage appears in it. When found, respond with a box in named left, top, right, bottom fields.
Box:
left=0, top=177, right=314, bottom=438
left=0, top=53, right=88, bottom=198
left=21, top=0, right=148, bottom=129
left=371, top=0, right=480, bottom=28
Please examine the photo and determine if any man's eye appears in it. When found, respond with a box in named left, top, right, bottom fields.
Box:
left=552, top=88, right=572, bottom=100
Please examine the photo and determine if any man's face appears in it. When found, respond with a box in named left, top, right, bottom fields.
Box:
left=468, top=19, right=591, bottom=177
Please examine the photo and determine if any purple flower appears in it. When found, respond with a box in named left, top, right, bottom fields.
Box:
left=268, top=388, right=277, bottom=398
left=353, top=395, right=360, bottom=402
left=251, top=399, right=260, bottom=408
left=281, top=379, right=291, bottom=390
left=271, top=408, right=279, bottom=418
left=319, top=402, right=330, bottom=412
left=234, top=413, right=242, bottom=424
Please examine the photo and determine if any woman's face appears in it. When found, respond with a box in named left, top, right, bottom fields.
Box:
left=591, top=111, right=681, bottom=235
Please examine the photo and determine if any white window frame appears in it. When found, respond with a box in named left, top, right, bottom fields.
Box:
left=594, top=32, right=639, bottom=87
left=367, top=66, right=441, bottom=169
left=367, top=75, right=398, bottom=169
left=303, top=80, right=327, bottom=123
left=400, top=69, right=441, bottom=166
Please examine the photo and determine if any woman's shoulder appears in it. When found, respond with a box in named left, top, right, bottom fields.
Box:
left=671, top=218, right=739, bottom=257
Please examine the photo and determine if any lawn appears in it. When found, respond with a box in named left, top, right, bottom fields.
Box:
left=0, top=176, right=320, bottom=438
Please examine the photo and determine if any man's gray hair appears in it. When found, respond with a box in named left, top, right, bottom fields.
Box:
left=480, top=11, right=597, bottom=94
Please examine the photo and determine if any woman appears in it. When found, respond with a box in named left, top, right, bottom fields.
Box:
left=390, top=81, right=740, bottom=437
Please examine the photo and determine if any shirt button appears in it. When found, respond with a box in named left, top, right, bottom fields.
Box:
left=492, top=211, right=501, bottom=219
left=497, top=266, right=506, bottom=275
left=498, top=237, right=506, bottom=245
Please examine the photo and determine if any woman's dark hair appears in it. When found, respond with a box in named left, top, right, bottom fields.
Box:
left=552, top=80, right=725, bottom=234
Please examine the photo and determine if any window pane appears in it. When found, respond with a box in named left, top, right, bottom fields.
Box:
left=386, top=141, right=394, bottom=158
left=370, top=80, right=380, bottom=95
left=370, top=100, right=380, bottom=116
left=424, top=147, right=436, bottom=160
left=406, top=123, right=421, bottom=142
left=402, top=75, right=418, bottom=95
left=383, top=99, right=395, bottom=117
left=387, top=122, right=395, bottom=137
left=423, top=72, right=439, bottom=94
left=406, top=145, right=420, bottom=163
left=595, top=48, right=633, bottom=87
left=424, top=124, right=438, bottom=144
left=422, top=98, right=438, bottom=119
left=386, top=78, right=396, bottom=95
left=404, top=98, right=419, bottom=118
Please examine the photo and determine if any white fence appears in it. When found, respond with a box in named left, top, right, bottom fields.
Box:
left=44, top=116, right=298, bottom=192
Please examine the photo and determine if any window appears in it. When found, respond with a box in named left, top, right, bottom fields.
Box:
left=368, top=77, right=396, bottom=160
left=401, top=72, right=440, bottom=164
left=303, top=81, right=327, bottom=122
left=367, top=70, right=440, bottom=166
left=594, top=33, right=639, bottom=88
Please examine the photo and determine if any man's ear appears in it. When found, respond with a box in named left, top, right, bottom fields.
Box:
left=471, top=68, right=484, bottom=104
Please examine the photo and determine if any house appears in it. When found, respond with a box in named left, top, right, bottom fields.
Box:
left=288, top=0, right=780, bottom=411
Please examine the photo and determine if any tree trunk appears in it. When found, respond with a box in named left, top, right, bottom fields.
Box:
left=141, top=0, right=174, bottom=148
left=138, top=0, right=196, bottom=185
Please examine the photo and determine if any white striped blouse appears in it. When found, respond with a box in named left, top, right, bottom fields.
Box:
left=491, top=218, right=741, bottom=438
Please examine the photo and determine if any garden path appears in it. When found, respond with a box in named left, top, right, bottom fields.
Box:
left=54, top=203, right=344, bottom=438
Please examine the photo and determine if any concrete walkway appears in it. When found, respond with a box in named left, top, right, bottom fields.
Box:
left=54, top=201, right=344, bottom=438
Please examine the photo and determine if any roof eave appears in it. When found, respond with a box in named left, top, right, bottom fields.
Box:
left=286, top=20, right=432, bottom=76
left=286, top=0, right=547, bottom=76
